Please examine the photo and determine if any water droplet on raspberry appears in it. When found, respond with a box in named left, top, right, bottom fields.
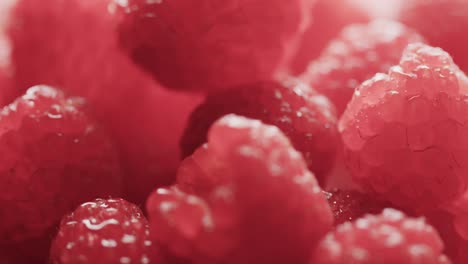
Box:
left=0, top=86, right=123, bottom=243
left=50, top=198, right=161, bottom=264
left=311, top=208, right=448, bottom=264
left=302, top=19, right=425, bottom=115
left=7, top=0, right=203, bottom=204
left=325, top=189, right=390, bottom=225
left=399, top=0, right=468, bottom=72
left=181, top=80, right=339, bottom=183
left=149, top=115, right=333, bottom=263
left=340, top=43, right=468, bottom=212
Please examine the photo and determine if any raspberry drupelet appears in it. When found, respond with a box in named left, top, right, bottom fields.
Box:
left=50, top=198, right=161, bottom=264
left=181, top=80, right=339, bottom=183
left=117, top=0, right=312, bottom=92
left=311, top=209, right=451, bottom=264
left=399, top=0, right=468, bottom=72
left=302, top=19, right=425, bottom=115
left=0, top=86, right=123, bottom=243
left=148, top=115, right=333, bottom=264
left=340, top=43, right=468, bottom=212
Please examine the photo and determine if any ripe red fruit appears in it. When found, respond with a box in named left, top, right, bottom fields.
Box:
left=0, top=235, right=53, bottom=263
left=339, top=43, right=468, bottom=212
left=445, top=191, right=468, bottom=244
left=426, top=211, right=468, bottom=264
left=117, top=0, right=312, bottom=92
left=0, top=70, right=12, bottom=107
left=302, top=19, right=425, bottom=115
left=399, top=0, right=468, bottom=72
left=0, top=86, right=123, bottom=243
left=181, top=80, right=339, bottom=183
left=7, top=0, right=203, bottom=204
left=148, top=115, right=333, bottom=263
left=289, top=0, right=369, bottom=75
left=311, top=209, right=450, bottom=264
left=0, top=32, right=13, bottom=107
left=325, top=189, right=389, bottom=225
left=50, top=198, right=160, bottom=264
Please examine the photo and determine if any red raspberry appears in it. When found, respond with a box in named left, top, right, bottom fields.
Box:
left=148, top=115, right=333, bottom=263
left=0, top=235, right=52, bottom=263
left=446, top=192, right=468, bottom=246
left=311, top=209, right=449, bottom=264
left=7, top=0, right=203, bottom=204
left=1, top=246, right=28, bottom=264
left=181, top=80, right=339, bottom=183
left=302, top=19, right=425, bottom=115
left=353, top=0, right=403, bottom=19
left=117, top=0, right=311, bottom=92
left=426, top=211, right=468, bottom=264
left=0, top=32, right=13, bottom=107
left=399, top=0, right=468, bottom=72
left=0, top=86, right=123, bottom=243
left=50, top=198, right=161, bottom=264
left=147, top=186, right=234, bottom=262
left=325, top=189, right=389, bottom=225
left=339, top=43, right=468, bottom=212
left=0, top=70, right=12, bottom=107
left=288, top=0, right=369, bottom=75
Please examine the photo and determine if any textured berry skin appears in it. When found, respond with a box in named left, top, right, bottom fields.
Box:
left=325, top=189, right=389, bottom=225
left=399, top=0, right=468, bottom=72
left=148, top=115, right=333, bottom=264
left=311, top=209, right=450, bottom=264
left=289, top=0, right=369, bottom=75
left=339, top=43, right=468, bottom=212
left=117, top=0, right=311, bottom=92
left=0, top=86, right=123, bottom=243
left=302, top=20, right=425, bottom=115
left=50, top=198, right=160, bottom=264
left=7, top=0, right=203, bottom=204
left=426, top=211, right=468, bottom=264
left=445, top=191, right=468, bottom=247
left=181, top=80, right=339, bottom=183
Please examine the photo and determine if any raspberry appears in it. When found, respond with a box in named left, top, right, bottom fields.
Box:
left=0, top=86, right=123, bottom=243
left=325, top=189, right=389, bottom=225
left=426, top=211, right=467, bottom=264
left=288, top=0, right=369, bottom=75
left=50, top=198, right=160, bottom=264
left=446, top=191, right=468, bottom=246
left=302, top=20, right=425, bottom=115
left=0, top=70, right=12, bottom=107
left=311, top=209, right=449, bottom=264
left=0, top=235, right=52, bottom=263
left=148, top=115, right=333, bottom=263
left=147, top=186, right=233, bottom=262
left=0, top=33, right=13, bottom=107
left=7, top=0, right=203, bottom=204
left=353, top=0, right=402, bottom=19
left=181, top=80, right=339, bottom=183
left=339, top=43, right=468, bottom=212
left=399, top=0, right=468, bottom=72
left=117, top=0, right=311, bottom=92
